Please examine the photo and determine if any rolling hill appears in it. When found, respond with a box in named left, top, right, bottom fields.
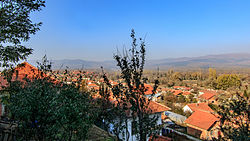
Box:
left=29, top=53, right=250, bottom=70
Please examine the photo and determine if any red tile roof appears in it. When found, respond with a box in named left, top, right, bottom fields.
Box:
left=185, top=110, right=219, bottom=130
left=12, top=62, right=41, bottom=81
left=182, top=91, right=191, bottom=96
left=148, top=101, right=171, bottom=113
left=0, top=62, right=56, bottom=89
left=1, top=62, right=40, bottom=84
left=173, top=90, right=182, bottom=96
left=144, top=84, right=154, bottom=95
left=87, top=80, right=94, bottom=84
left=110, top=97, right=171, bottom=115
left=186, top=103, right=214, bottom=112
left=109, top=80, right=118, bottom=85
left=199, top=91, right=217, bottom=100
left=88, top=83, right=98, bottom=87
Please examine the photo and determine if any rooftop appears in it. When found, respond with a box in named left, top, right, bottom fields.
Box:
left=186, top=103, right=214, bottom=112
left=185, top=110, right=219, bottom=130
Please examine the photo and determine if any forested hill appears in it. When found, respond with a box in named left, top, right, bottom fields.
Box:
left=29, top=53, right=250, bottom=70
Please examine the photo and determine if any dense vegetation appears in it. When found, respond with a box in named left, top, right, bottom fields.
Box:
left=5, top=58, right=97, bottom=140
left=218, top=93, right=249, bottom=141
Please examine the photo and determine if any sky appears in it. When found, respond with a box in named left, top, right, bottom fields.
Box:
left=27, top=0, right=250, bottom=61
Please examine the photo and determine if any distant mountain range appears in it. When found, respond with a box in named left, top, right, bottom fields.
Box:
left=29, top=53, right=250, bottom=70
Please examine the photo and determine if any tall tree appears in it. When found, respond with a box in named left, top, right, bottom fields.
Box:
left=102, top=29, right=160, bottom=141
left=208, top=68, right=217, bottom=88
left=0, top=0, right=45, bottom=67
left=208, top=68, right=217, bottom=80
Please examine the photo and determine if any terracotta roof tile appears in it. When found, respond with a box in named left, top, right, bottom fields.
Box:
left=173, top=90, right=182, bottom=96
left=13, top=62, right=40, bottom=81
left=148, top=101, right=171, bottom=113
left=199, top=91, right=217, bottom=100
left=109, top=80, right=118, bottom=85
left=144, top=84, right=154, bottom=95
left=183, top=91, right=191, bottom=96
left=186, top=103, right=214, bottom=112
left=88, top=83, right=98, bottom=87
left=185, top=110, right=219, bottom=130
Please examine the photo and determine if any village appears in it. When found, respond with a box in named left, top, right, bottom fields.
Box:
left=0, top=62, right=246, bottom=141
left=1, top=1, right=249, bottom=140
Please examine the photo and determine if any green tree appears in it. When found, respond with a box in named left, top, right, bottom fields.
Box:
left=217, top=92, right=249, bottom=141
left=208, top=68, right=217, bottom=89
left=162, top=92, right=177, bottom=106
left=6, top=59, right=96, bottom=140
left=172, top=72, right=182, bottom=81
left=102, top=29, right=160, bottom=141
left=188, top=94, right=197, bottom=103
left=97, top=82, right=130, bottom=141
left=208, top=68, right=217, bottom=80
left=0, top=0, right=45, bottom=67
left=216, top=74, right=241, bottom=90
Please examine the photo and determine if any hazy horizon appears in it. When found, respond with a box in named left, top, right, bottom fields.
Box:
left=28, top=52, right=250, bottom=62
left=26, top=0, right=250, bottom=61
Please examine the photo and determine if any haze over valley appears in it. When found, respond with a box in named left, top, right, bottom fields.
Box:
left=29, top=53, right=250, bottom=70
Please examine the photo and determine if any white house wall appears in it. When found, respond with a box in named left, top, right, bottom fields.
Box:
left=110, top=112, right=163, bottom=141
left=183, top=105, right=192, bottom=113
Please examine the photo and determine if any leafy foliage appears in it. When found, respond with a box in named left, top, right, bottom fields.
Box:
left=217, top=92, right=249, bottom=141
left=216, top=74, right=241, bottom=90
left=0, top=0, right=45, bottom=67
left=95, top=83, right=129, bottom=140
left=6, top=59, right=96, bottom=140
left=208, top=68, right=217, bottom=80
left=101, top=29, right=160, bottom=141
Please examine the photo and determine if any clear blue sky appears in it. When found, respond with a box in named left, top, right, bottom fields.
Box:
left=27, top=0, right=250, bottom=61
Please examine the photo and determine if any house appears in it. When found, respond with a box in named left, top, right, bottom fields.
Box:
left=182, top=91, right=191, bottom=97
left=184, top=110, right=221, bottom=140
left=199, top=90, right=218, bottom=104
left=11, top=62, right=42, bottom=81
left=173, top=86, right=191, bottom=91
left=109, top=100, right=171, bottom=141
left=173, top=90, right=182, bottom=96
left=144, top=84, right=162, bottom=101
left=183, top=103, right=214, bottom=113
left=87, top=83, right=99, bottom=91
left=109, top=80, right=118, bottom=86
left=94, top=83, right=171, bottom=140
left=164, top=111, right=187, bottom=125
left=87, top=80, right=94, bottom=85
